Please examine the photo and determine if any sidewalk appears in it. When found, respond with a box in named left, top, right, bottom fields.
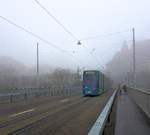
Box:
left=115, top=92, right=150, bottom=135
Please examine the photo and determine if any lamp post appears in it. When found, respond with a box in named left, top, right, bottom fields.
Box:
left=37, top=42, right=39, bottom=88
left=132, top=28, right=136, bottom=88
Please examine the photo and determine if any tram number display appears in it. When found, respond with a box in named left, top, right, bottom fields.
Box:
left=85, top=72, right=96, bottom=75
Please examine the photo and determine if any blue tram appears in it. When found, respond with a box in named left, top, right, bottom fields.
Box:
left=82, top=70, right=109, bottom=96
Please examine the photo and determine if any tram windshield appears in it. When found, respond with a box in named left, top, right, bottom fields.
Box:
left=83, top=72, right=97, bottom=87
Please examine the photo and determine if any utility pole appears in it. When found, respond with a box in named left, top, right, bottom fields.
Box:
left=132, top=28, right=136, bottom=88
left=37, top=42, right=39, bottom=88
left=127, top=71, right=130, bottom=87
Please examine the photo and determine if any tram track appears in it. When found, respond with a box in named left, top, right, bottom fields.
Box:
left=0, top=91, right=81, bottom=117
left=0, top=90, right=81, bottom=123
left=0, top=89, right=114, bottom=135
left=17, top=89, right=113, bottom=135
left=7, top=96, right=90, bottom=135
left=0, top=94, right=83, bottom=129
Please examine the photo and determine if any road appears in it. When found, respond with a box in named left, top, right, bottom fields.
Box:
left=0, top=89, right=113, bottom=135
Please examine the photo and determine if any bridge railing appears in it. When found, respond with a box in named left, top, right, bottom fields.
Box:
left=88, top=90, right=117, bottom=135
left=0, top=86, right=81, bottom=103
left=128, top=87, right=150, bottom=118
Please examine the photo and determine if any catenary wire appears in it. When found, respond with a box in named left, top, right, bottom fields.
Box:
left=80, top=29, right=131, bottom=41
left=82, top=45, right=104, bottom=69
left=33, top=0, right=131, bottom=68
left=34, top=0, right=79, bottom=41
left=0, top=15, right=81, bottom=65
left=33, top=0, right=105, bottom=68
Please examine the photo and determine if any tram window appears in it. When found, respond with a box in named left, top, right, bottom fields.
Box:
left=84, top=73, right=97, bottom=87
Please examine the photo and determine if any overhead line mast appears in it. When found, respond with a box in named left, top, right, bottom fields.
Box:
left=132, top=28, right=136, bottom=88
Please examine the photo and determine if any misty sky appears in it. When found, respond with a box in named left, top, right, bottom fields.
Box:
left=0, top=0, right=150, bottom=70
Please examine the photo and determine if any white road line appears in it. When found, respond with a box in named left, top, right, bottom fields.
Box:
left=9, top=108, right=35, bottom=117
left=60, top=99, right=69, bottom=103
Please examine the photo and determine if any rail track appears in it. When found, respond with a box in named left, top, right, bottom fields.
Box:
left=0, top=89, right=113, bottom=135
left=7, top=97, right=90, bottom=135
left=0, top=90, right=81, bottom=118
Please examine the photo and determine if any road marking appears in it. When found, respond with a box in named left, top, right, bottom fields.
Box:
left=9, top=109, right=35, bottom=117
left=60, top=99, right=69, bottom=103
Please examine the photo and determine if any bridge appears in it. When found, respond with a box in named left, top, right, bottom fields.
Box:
left=0, top=87, right=149, bottom=135
left=89, top=87, right=150, bottom=135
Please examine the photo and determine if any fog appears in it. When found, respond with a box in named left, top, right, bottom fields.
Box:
left=0, top=56, right=82, bottom=91
left=0, top=0, right=150, bottom=91
left=0, top=0, right=150, bottom=68
left=106, top=39, right=150, bottom=90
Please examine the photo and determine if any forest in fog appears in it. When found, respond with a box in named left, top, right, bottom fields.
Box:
left=0, top=39, right=150, bottom=93
left=0, top=56, right=81, bottom=92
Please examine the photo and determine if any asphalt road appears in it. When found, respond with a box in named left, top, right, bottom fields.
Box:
left=0, top=89, right=113, bottom=135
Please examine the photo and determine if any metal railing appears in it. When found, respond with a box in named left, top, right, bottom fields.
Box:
left=88, top=90, right=117, bottom=135
left=128, top=87, right=150, bottom=118
left=0, top=86, right=81, bottom=103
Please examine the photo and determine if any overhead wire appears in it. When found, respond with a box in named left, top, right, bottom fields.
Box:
left=34, top=0, right=79, bottom=41
left=80, top=29, right=131, bottom=41
left=82, top=45, right=104, bottom=69
left=32, top=0, right=133, bottom=69
left=0, top=15, right=81, bottom=65
left=33, top=0, right=131, bottom=69
left=34, top=0, right=131, bottom=44
left=80, top=38, right=132, bottom=69
left=33, top=0, right=106, bottom=68
left=79, top=29, right=132, bottom=69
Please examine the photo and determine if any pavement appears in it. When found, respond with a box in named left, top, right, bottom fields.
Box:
left=115, top=92, right=150, bottom=135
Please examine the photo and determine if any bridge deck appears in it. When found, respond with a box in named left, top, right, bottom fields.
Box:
left=115, top=92, right=150, bottom=135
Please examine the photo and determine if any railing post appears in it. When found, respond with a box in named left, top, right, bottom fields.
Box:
left=35, top=92, right=38, bottom=98
left=24, top=93, right=27, bottom=101
left=148, top=95, right=150, bottom=115
left=70, top=88, right=71, bottom=96
left=10, top=94, right=13, bottom=103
